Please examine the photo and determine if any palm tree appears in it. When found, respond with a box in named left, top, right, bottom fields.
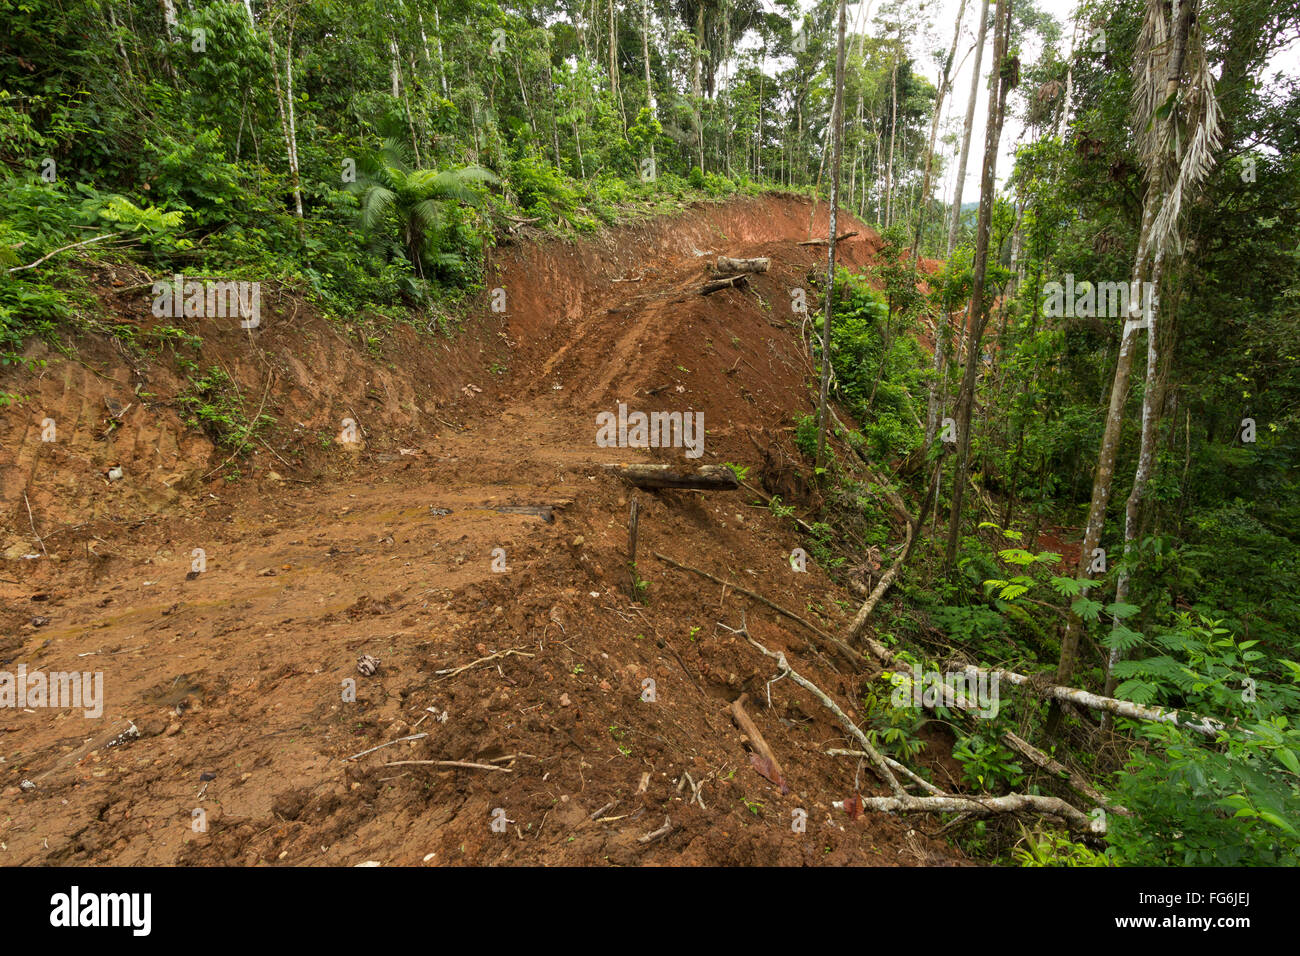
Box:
left=353, top=139, right=498, bottom=281
left=1051, top=0, right=1222, bottom=732
left=1098, top=0, right=1222, bottom=714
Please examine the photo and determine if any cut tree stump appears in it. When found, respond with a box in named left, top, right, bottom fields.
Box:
left=700, top=275, right=747, bottom=296
left=715, top=256, right=769, bottom=274
left=603, top=463, right=738, bottom=490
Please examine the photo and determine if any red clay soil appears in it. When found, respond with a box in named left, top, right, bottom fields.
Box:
left=0, top=194, right=968, bottom=866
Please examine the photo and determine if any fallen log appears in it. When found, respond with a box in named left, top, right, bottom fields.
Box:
left=715, top=256, right=770, bottom=274
left=1001, top=731, right=1130, bottom=816
left=604, top=463, right=738, bottom=490
left=798, top=231, right=859, bottom=246
left=383, top=760, right=512, bottom=773
left=833, top=793, right=1095, bottom=832
left=493, top=505, right=554, bottom=522
left=847, top=458, right=943, bottom=639
left=638, top=816, right=673, bottom=845
left=857, top=632, right=1235, bottom=739
left=700, top=274, right=747, bottom=296
left=732, top=622, right=904, bottom=797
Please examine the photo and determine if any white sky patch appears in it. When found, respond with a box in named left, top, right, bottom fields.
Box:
left=748, top=0, right=1298, bottom=198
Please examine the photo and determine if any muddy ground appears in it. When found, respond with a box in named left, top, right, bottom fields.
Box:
left=0, top=194, right=970, bottom=866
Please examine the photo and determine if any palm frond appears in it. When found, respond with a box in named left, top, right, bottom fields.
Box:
left=1150, top=40, right=1222, bottom=253
left=409, top=197, right=446, bottom=235
left=358, top=185, right=396, bottom=233
left=378, top=136, right=414, bottom=174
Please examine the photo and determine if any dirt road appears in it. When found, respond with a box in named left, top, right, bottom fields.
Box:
left=0, top=195, right=965, bottom=866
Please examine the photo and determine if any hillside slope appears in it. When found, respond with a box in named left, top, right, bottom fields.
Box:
left=0, top=194, right=965, bottom=866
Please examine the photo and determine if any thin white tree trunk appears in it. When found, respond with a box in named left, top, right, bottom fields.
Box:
left=692, top=3, right=705, bottom=171
left=432, top=7, right=449, bottom=95
left=943, top=0, right=1013, bottom=570
left=946, top=0, right=991, bottom=259
left=390, top=38, right=401, bottom=97
left=1101, top=252, right=1165, bottom=718
left=912, top=0, right=969, bottom=261
left=642, top=0, right=655, bottom=166
left=835, top=794, right=1094, bottom=831
left=160, top=0, right=178, bottom=40
left=883, top=57, right=898, bottom=227
left=816, top=0, right=849, bottom=471
left=270, top=26, right=305, bottom=237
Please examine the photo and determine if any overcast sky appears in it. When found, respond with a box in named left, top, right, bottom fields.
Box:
left=781, top=0, right=1299, bottom=199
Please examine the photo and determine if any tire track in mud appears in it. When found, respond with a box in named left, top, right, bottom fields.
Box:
left=0, top=196, right=966, bottom=867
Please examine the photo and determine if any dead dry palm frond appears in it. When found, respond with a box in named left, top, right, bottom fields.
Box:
left=1132, top=0, right=1223, bottom=258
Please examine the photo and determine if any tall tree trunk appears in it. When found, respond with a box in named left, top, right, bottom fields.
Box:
left=883, top=55, right=898, bottom=227
left=1049, top=0, right=1219, bottom=728
left=1101, top=255, right=1164, bottom=719
left=943, top=0, right=1014, bottom=571
left=432, top=6, right=449, bottom=95
left=723, top=5, right=732, bottom=173
left=514, top=54, right=537, bottom=138
left=388, top=34, right=424, bottom=166
left=922, top=0, right=971, bottom=445
left=911, top=0, right=969, bottom=261
left=815, top=0, right=849, bottom=471
left=946, top=0, right=991, bottom=260
left=1055, top=18, right=1078, bottom=139
left=269, top=18, right=304, bottom=239
left=756, top=41, right=764, bottom=179
left=158, top=0, right=179, bottom=78
left=693, top=3, right=705, bottom=171
left=609, top=0, right=626, bottom=130
left=642, top=0, right=656, bottom=167
left=159, top=0, right=178, bottom=41
left=416, top=10, right=432, bottom=68
left=1048, top=205, right=1153, bottom=723
left=871, top=103, right=883, bottom=220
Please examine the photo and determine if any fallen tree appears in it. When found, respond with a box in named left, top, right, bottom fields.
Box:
left=797, top=231, right=859, bottom=246
left=730, top=692, right=790, bottom=793
left=858, top=633, right=1234, bottom=739
left=715, top=256, right=769, bottom=274
left=1001, top=730, right=1130, bottom=816
left=833, top=793, right=1096, bottom=832
left=730, top=622, right=904, bottom=796
left=736, top=621, right=1098, bottom=831
left=700, top=275, right=747, bottom=295
left=603, top=463, right=738, bottom=490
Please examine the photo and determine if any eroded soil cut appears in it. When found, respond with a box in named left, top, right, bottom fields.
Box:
left=0, top=194, right=967, bottom=866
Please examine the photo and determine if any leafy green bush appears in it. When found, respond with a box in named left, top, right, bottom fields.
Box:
left=952, top=732, right=1026, bottom=791
left=1012, top=828, right=1112, bottom=867
left=176, top=367, right=273, bottom=453
left=509, top=153, right=579, bottom=223
left=1107, top=720, right=1300, bottom=865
